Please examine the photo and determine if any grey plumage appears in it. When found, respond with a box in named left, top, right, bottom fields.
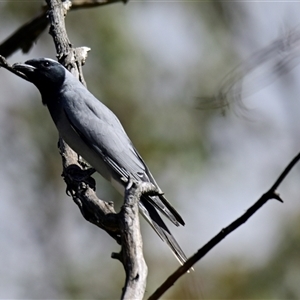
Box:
left=13, top=58, right=187, bottom=264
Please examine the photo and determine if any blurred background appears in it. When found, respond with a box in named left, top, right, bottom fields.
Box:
left=1, top=1, right=300, bottom=299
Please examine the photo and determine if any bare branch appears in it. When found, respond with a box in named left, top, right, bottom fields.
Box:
left=115, top=179, right=159, bottom=300
left=148, top=152, right=300, bottom=300
left=270, top=152, right=300, bottom=191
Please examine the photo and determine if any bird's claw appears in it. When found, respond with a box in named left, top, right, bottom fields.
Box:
left=62, top=164, right=96, bottom=194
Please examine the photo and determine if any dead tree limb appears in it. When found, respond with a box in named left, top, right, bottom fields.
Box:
left=148, top=152, right=300, bottom=300
left=113, top=179, right=160, bottom=300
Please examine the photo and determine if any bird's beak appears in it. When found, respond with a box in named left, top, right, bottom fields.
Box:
left=12, top=62, right=36, bottom=76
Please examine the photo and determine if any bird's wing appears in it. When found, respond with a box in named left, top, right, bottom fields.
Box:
left=61, top=86, right=187, bottom=264
left=61, top=87, right=184, bottom=225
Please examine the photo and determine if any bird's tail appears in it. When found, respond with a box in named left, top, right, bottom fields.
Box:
left=140, top=197, right=188, bottom=265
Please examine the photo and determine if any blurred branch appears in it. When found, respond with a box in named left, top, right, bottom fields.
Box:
left=197, top=27, right=300, bottom=113
left=0, top=0, right=127, bottom=58
left=149, top=152, right=300, bottom=300
left=0, top=11, right=48, bottom=58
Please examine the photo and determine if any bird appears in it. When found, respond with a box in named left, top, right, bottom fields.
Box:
left=13, top=58, right=187, bottom=264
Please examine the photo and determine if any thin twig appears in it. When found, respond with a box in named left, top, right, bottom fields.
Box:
left=270, top=152, right=300, bottom=191
left=148, top=152, right=300, bottom=300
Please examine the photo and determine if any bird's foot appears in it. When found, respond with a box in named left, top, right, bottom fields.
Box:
left=62, top=164, right=96, bottom=195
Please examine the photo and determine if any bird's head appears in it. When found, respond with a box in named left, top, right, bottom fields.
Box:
left=13, top=58, right=66, bottom=96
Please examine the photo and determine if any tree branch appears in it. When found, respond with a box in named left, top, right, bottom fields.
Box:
left=148, top=152, right=300, bottom=300
left=113, top=179, right=159, bottom=300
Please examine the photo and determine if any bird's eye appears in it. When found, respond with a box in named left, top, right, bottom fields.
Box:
left=43, top=61, right=50, bottom=67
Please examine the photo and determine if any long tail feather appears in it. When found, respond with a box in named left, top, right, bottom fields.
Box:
left=143, top=194, right=185, bottom=227
left=139, top=199, right=187, bottom=265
